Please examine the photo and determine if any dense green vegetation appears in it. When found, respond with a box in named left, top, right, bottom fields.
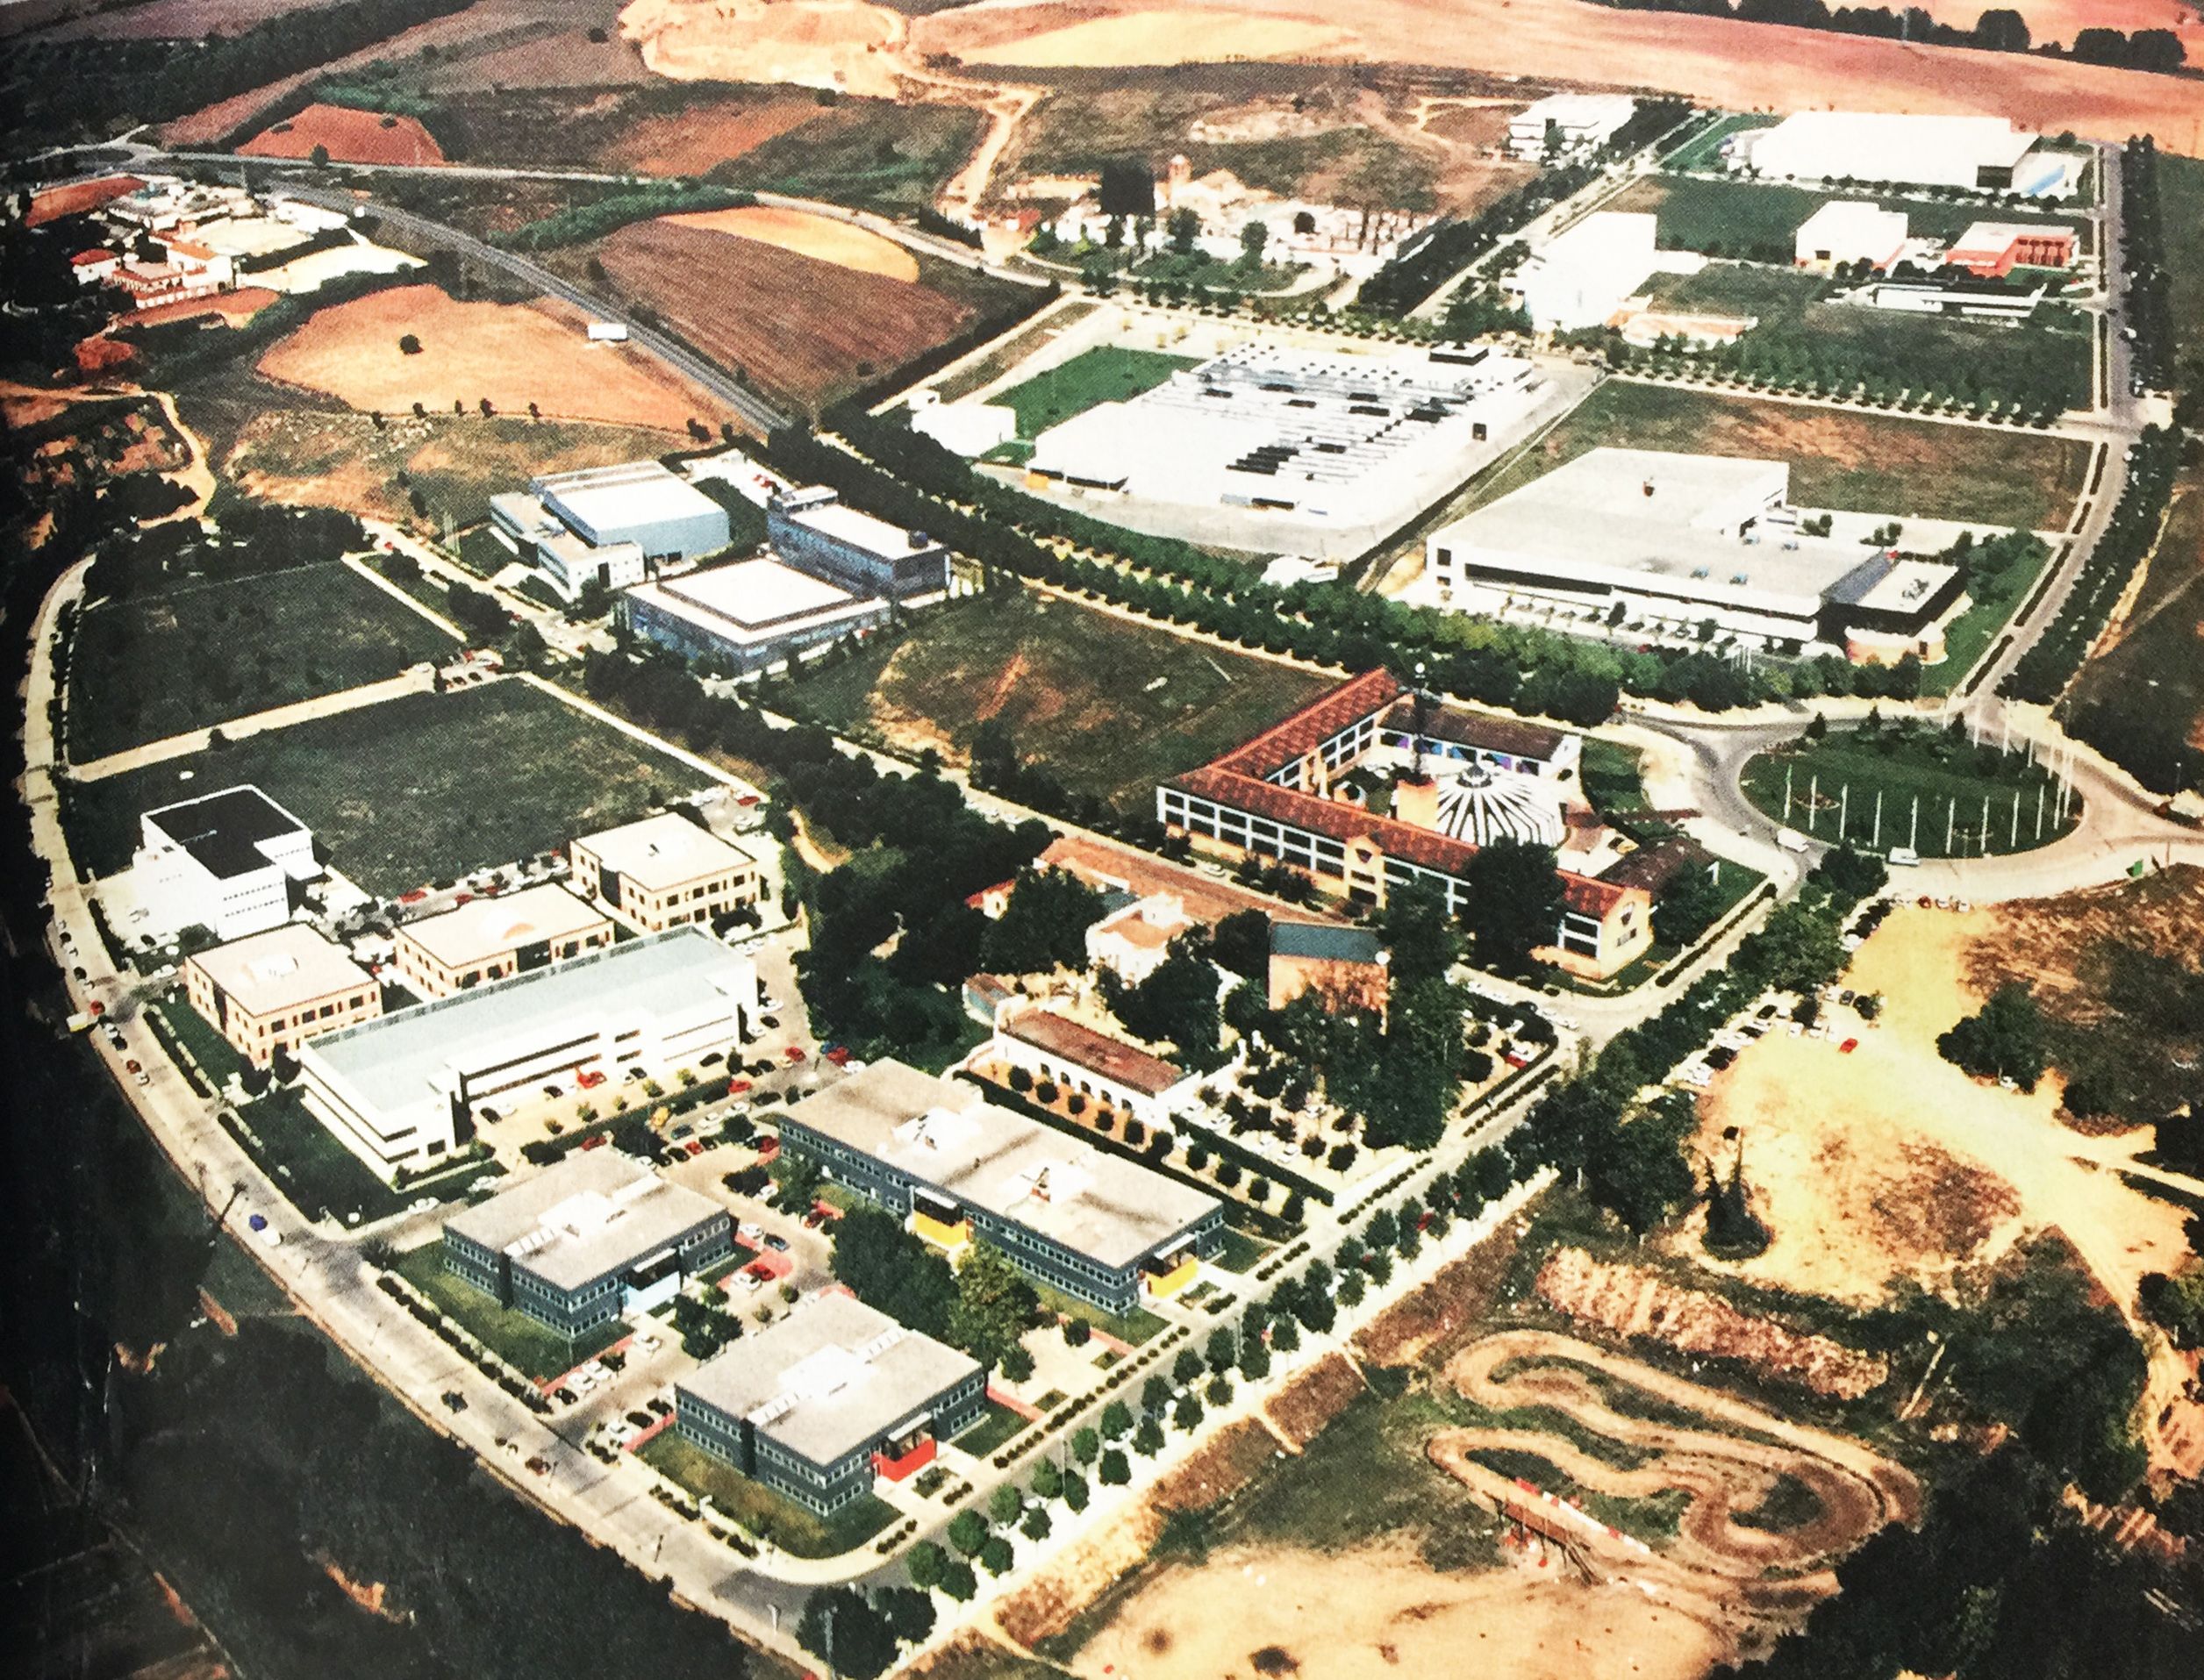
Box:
left=495, top=183, right=755, bottom=253
left=990, top=346, right=1199, bottom=437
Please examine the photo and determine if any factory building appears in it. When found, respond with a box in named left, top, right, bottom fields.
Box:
left=767, top=486, right=949, bottom=603
left=134, top=785, right=321, bottom=941
left=1726, top=112, right=2078, bottom=198
left=1506, top=212, right=1665, bottom=332
left=1793, top=202, right=1910, bottom=272
left=1507, top=94, right=1639, bottom=161
left=619, top=557, right=891, bottom=675
left=490, top=461, right=731, bottom=602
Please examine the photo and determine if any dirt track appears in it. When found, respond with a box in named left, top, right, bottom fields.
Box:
left=1429, top=1330, right=1919, bottom=1646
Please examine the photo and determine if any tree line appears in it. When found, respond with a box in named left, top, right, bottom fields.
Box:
left=1599, top=0, right=2187, bottom=72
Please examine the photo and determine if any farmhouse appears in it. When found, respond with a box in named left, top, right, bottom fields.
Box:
left=392, top=883, right=613, bottom=1001
left=619, top=557, right=890, bottom=675
left=1793, top=202, right=1909, bottom=273
left=1727, top=112, right=2077, bottom=198
left=134, top=785, right=321, bottom=941
left=676, top=1295, right=987, bottom=1512
left=1943, top=220, right=2077, bottom=277
left=297, top=927, right=757, bottom=1180
left=1426, top=448, right=1966, bottom=660
left=781, top=1059, right=1225, bottom=1312
left=185, top=924, right=381, bottom=1069
left=1085, top=892, right=1195, bottom=984
left=767, top=486, right=950, bottom=602
left=569, top=812, right=763, bottom=933
left=1156, top=671, right=1655, bottom=978
left=442, top=1150, right=731, bottom=1337
left=1507, top=212, right=1671, bottom=332
left=490, top=461, right=731, bottom=603
left=1023, top=340, right=1543, bottom=533
left=991, top=1006, right=1201, bottom=1133
left=1507, top=93, right=1640, bottom=161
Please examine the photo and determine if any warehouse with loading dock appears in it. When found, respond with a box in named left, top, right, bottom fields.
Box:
left=490, top=460, right=731, bottom=602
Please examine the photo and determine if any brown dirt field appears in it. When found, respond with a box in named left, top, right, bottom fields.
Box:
left=239, top=102, right=445, bottom=165
left=618, top=0, right=906, bottom=99
left=1911, top=0, right=2204, bottom=58
left=1417, top=97, right=1520, bottom=149
left=607, top=96, right=824, bottom=175
left=1070, top=1540, right=1726, bottom=1680
left=255, top=283, right=730, bottom=431
left=965, top=7, right=1361, bottom=67
left=592, top=219, right=973, bottom=415
left=663, top=205, right=919, bottom=280
left=914, top=0, right=2204, bottom=154
left=1263, top=1351, right=1367, bottom=1447
left=1149, top=1417, right=1280, bottom=1512
left=122, top=288, right=283, bottom=331
left=26, top=174, right=144, bottom=225
left=1355, top=1209, right=1528, bottom=1368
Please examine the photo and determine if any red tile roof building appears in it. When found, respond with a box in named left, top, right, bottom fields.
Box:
left=1157, top=671, right=1650, bottom=978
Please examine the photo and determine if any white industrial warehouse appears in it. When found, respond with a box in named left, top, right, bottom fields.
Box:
left=1724, top=112, right=2080, bottom=198
left=1424, top=447, right=1967, bottom=660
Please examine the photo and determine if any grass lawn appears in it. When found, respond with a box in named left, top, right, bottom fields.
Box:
left=452, top=526, right=519, bottom=578
left=67, top=563, right=454, bottom=761
left=1920, top=537, right=2059, bottom=697
left=637, top=1430, right=898, bottom=1557
left=1610, top=175, right=2078, bottom=262
left=1740, top=724, right=2081, bottom=857
left=395, top=1243, right=619, bottom=1381
left=61, top=681, right=709, bottom=897
left=991, top=347, right=1199, bottom=440
left=781, top=589, right=1332, bottom=813
left=1473, top=381, right=2088, bottom=533
left=367, top=553, right=465, bottom=621
left=143, top=988, right=248, bottom=1094
left=1213, top=1225, right=1274, bottom=1276
left=1660, top=111, right=1776, bottom=172
left=1580, top=738, right=1652, bottom=821
left=2160, top=155, right=2204, bottom=401
left=225, top=1089, right=420, bottom=1228
left=1028, top=1278, right=1168, bottom=1346
left=1640, top=261, right=1823, bottom=326
left=952, top=1400, right=1029, bottom=1459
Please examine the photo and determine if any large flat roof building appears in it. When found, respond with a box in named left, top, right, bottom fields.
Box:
left=134, top=784, right=320, bottom=940
left=1794, top=201, right=1909, bottom=272
left=768, top=486, right=948, bottom=603
left=442, top=1150, right=731, bottom=1337
left=620, top=557, right=891, bottom=675
left=393, top=883, right=613, bottom=1000
left=782, top=1059, right=1225, bottom=1312
left=185, top=923, right=381, bottom=1069
left=1508, top=93, right=1639, bottom=161
left=569, top=811, right=762, bottom=933
left=676, top=1294, right=987, bottom=1512
left=490, top=461, right=730, bottom=603
left=1728, top=112, right=2075, bottom=198
left=1507, top=212, right=1663, bottom=333
left=298, top=926, right=756, bottom=1181
left=1427, top=448, right=1964, bottom=659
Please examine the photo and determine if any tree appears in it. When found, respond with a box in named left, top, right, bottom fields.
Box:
left=1206, top=1327, right=1237, bottom=1372
left=948, top=1241, right=1037, bottom=1368
left=1585, top=1094, right=1697, bottom=1235
left=1063, top=1469, right=1090, bottom=1511
left=1099, top=1398, right=1133, bottom=1440
left=1653, top=864, right=1725, bottom=948
left=797, top=1588, right=897, bottom=1680
left=947, top=1509, right=989, bottom=1558
left=1463, top=839, right=1563, bottom=971
left=670, top=1292, right=736, bottom=1359
left=978, top=867, right=1103, bottom=974
left=310, top=142, right=331, bottom=167
left=832, top=1205, right=955, bottom=1338
left=1031, top=1458, right=1063, bottom=1500
left=1098, top=1448, right=1131, bottom=1484
left=1172, top=1391, right=1204, bottom=1432
left=1098, top=158, right=1155, bottom=218
left=905, top=1539, right=947, bottom=1591
left=1973, top=7, right=2030, bottom=50
left=1374, top=877, right=1461, bottom=985
left=1171, top=1348, right=1205, bottom=1388
left=1937, top=983, right=2047, bottom=1091
left=1132, top=1415, right=1165, bottom=1457
left=938, top=1558, right=977, bottom=1601
left=1070, top=1425, right=1100, bottom=1466
left=1020, top=1504, right=1052, bottom=1541
left=873, top=1585, right=934, bottom=1648
left=1110, top=940, right=1224, bottom=1069
left=1167, top=207, right=1201, bottom=255
left=397, top=333, right=423, bottom=355
left=1141, top=1374, right=1170, bottom=1414
left=979, top=1535, right=1015, bottom=1576
left=1211, top=908, right=1271, bottom=981
left=989, top=1483, right=1024, bottom=1526
left=1238, top=218, right=1269, bottom=268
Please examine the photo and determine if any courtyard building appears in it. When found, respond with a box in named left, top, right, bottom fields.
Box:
left=675, top=1294, right=987, bottom=1513
left=185, top=923, right=382, bottom=1069
left=569, top=811, right=762, bottom=933
left=441, top=1149, right=731, bottom=1337
left=297, top=926, right=757, bottom=1181
left=781, top=1059, right=1224, bottom=1312
left=392, top=883, right=613, bottom=1001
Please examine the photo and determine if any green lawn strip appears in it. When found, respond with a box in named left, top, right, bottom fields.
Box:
left=639, top=1431, right=898, bottom=1557
left=144, top=989, right=248, bottom=1093
left=933, top=301, right=1101, bottom=403
left=1027, top=1277, right=1167, bottom=1346
left=367, top=554, right=466, bottom=620
left=2157, top=155, right=2204, bottom=396
left=1640, top=261, right=1822, bottom=328
left=1740, top=727, right=2078, bottom=857
left=395, top=1243, right=620, bottom=1382
left=1213, top=1225, right=1273, bottom=1275
left=1735, top=1470, right=1826, bottom=1533
left=1659, top=111, right=1777, bottom=172
left=228, top=1089, right=413, bottom=1227
left=451, top=527, right=518, bottom=579
left=60, top=683, right=709, bottom=897
left=1580, top=738, right=1652, bottom=819
left=1920, top=537, right=2058, bottom=697
left=1612, top=175, right=2075, bottom=262
left=514, top=574, right=567, bottom=611
left=66, top=562, right=454, bottom=761
left=953, top=1400, right=1029, bottom=1458
left=1449, top=1398, right=1651, bottom=1469
left=992, top=347, right=1200, bottom=440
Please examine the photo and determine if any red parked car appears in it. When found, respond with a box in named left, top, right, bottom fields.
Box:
left=576, top=1069, right=606, bottom=1090
left=823, top=1045, right=852, bottom=1067
left=784, top=1046, right=807, bottom=1063
left=728, top=1079, right=753, bottom=1097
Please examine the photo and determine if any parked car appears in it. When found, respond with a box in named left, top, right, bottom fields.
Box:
left=581, top=1133, right=606, bottom=1151
left=576, top=1069, right=606, bottom=1090
left=685, top=1140, right=704, bottom=1157
left=626, top=1410, right=653, bottom=1430
left=553, top=1386, right=577, bottom=1405
left=763, top=1233, right=791, bottom=1252
left=1840, top=1038, right=1860, bottom=1054
left=740, top=1270, right=765, bottom=1292
left=525, top=1456, right=551, bottom=1476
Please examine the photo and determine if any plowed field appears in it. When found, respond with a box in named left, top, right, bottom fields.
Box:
left=240, top=101, right=444, bottom=164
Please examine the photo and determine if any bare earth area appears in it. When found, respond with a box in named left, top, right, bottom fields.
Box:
left=239, top=102, right=446, bottom=165
left=962, top=7, right=1361, bottom=67
left=662, top=205, right=919, bottom=280
left=914, top=0, right=2204, bottom=152
left=618, top=0, right=906, bottom=99
left=255, top=284, right=731, bottom=431
left=607, top=96, right=825, bottom=175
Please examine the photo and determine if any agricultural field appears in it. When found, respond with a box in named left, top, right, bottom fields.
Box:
left=590, top=218, right=977, bottom=415
left=238, top=100, right=444, bottom=163
left=66, top=561, right=454, bottom=761
left=1471, top=381, right=2090, bottom=533
left=61, top=681, right=709, bottom=897
left=729, top=98, right=991, bottom=215
left=991, top=345, right=1197, bottom=438
left=662, top=205, right=918, bottom=280
left=2065, top=466, right=2204, bottom=796
left=780, top=588, right=1333, bottom=813
left=1740, top=724, right=2082, bottom=857
left=1606, top=175, right=2083, bottom=263
left=255, top=283, right=733, bottom=433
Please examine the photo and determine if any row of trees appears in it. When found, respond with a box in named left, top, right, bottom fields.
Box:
left=82, top=506, right=366, bottom=604
left=2120, top=137, right=2179, bottom=400
left=1607, top=0, right=2186, bottom=73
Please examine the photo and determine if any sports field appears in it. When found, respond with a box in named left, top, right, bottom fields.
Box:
left=1471, top=382, right=2089, bottom=533
left=992, top=346, right=1199, bottom=439
left=63, top=682, right=709, bottom=897
left=783, top=588, right=1331, bottom=812
left=67, top=562, right=454, bottom=761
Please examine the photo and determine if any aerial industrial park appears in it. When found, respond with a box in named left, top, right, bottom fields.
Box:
left=3, top=4, right=2203, bottom=1680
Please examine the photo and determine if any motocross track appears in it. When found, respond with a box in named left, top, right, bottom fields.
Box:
left=1428, top=1330, right=1920, bottom=1647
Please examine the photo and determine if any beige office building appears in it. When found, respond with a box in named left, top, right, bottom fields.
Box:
left=186, top=924, right=382, bottom=1068
left=393, top=883, right=614, bottom=1000
left=570, top=813, right=762, bottom=933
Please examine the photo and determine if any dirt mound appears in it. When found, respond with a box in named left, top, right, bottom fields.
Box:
left=1355, top=1213, right=1525, bottom=1368
left=240, top=102, right=444, bottom=165
left=1535, top=1248, right=1889, bottom=1400
left=1265, top=1353, right=1366, bottom=1448
left=618, top=0, right=905, bottom=99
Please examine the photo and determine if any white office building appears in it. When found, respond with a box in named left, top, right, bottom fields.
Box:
left=1508, top=94, right=1639, bottom=161
left=298, top=926, right=757, bottom=1181
left=133, top=785, right=321, bottom=940
left=490, top=461, right=731, bottom=603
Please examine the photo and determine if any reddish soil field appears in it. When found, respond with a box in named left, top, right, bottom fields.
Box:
left=124, top=287, right=283, bottom=328
left=240, top=102, right=446, bottom=165
left=593, top=220, right=975, bottom=415
left=27, top=174, right=144, bottom=225
left=608, top=96, right=825, bottom=175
